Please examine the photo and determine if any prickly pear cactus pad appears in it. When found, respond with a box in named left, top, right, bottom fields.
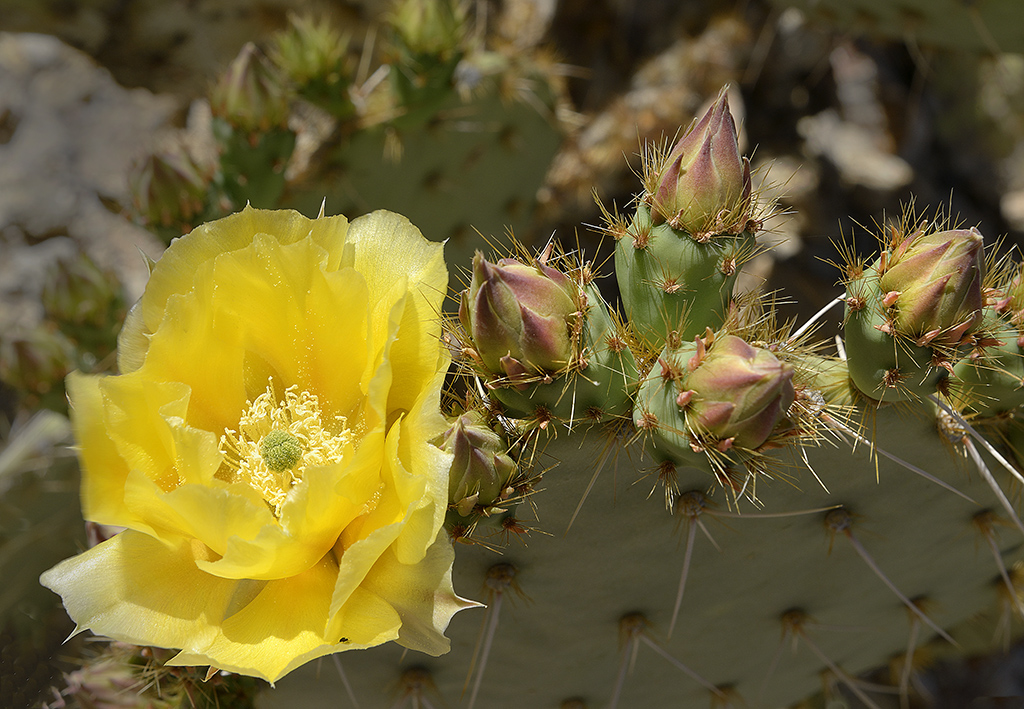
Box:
left=18, top=8, right=1024, bottom=706
left=264, top=413, right=1023, bottom=708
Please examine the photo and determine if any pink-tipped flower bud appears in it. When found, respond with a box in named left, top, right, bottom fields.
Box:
left=460, top=252, right=580, bottom=381
left=652, top=88, right=752, bottom=237
left=683, top=335, right=794, bottom=449
left=879, top=227, right=985, bottom=347
left=442, top=411, right=517, bottom=516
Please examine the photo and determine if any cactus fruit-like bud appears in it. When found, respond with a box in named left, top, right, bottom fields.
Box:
left=682, top=334, right=795, bottom=449
left=128, top=145, right=210, bottom=236
left=442, top=411, right=517, bottom=516
left=878, top=227, right=984, bottom=347
left=651, top=88, right=752, bottom=238
left=389, top=0, right=466, bottom=61
left=270, top=13, right=353, bottom=116
left=41, top=250, right=127, bottom=366
left=211, top=43, right=291, bottom=135
left=636, top=331, right=795, bottom=472
left=843, top=224, right=986, bottom=402
left=459, top=252, right=581, bottom=383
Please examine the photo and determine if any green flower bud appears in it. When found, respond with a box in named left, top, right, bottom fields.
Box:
left=681, top=334, right=794, bottom=449
left=41, top=250, right=127, bottom=363
left=459, top=252, right=581, bottom=383
left=128, top=145, right=210, bottom=233
left=270, top=13, right=353, bottom=116
left=389, top=0, right=466, bottom=61
left=442, top=411, right=517, bottom=515
left=211, top=43, right=291, bottom=135
left=877, top=227, right=984, bottom=347
left=651, top=88, right=752, bottom=238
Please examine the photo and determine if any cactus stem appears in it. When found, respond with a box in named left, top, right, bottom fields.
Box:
left=966, top=437, right=1024, bottom=538
left=668, top=513, right=698, bottom=640
left=973, top=511, right=1024, bottom=619
left=930, top=394, right=1024, bottom=495
left=636, top=633, right=725, bottom=699
left=331, top=654, right=362, bottom=709
left=825, top=510, right=958, bottom=647
left=931, top=394, right=1024, bottom=536
left=898, top=615, right=922, bottom=709
left=609, top=613, right=724, bottom=707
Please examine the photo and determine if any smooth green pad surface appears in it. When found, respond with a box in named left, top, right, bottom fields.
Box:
left=264, top=404, right=1022, bottom=708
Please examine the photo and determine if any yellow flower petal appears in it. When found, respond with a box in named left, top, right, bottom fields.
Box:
left=354, top=534, right=480, bottom=656
left=120, top=207, right=350, bottom=374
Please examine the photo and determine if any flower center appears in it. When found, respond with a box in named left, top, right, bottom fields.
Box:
left=260, top=430, right=303, bottom=472
left=220, top=381, right=352, bottom=516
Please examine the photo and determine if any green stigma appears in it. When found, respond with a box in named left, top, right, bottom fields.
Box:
left=260, top=430, right=303, bottom=472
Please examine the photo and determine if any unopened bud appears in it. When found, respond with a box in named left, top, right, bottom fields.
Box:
left=651, top=88, right=752, bottom=237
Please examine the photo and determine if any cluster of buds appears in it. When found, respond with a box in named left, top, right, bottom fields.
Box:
left=442, top=410, right=517, bottom=517
left=843, top=223, right=986, bottom=402
left=636, top=329, right=796, bottom=474
left=648, top=88, right=753, bottom=239
left=459, top=252, right=582, bottom=388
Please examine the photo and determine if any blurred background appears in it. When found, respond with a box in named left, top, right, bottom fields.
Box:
left=1, top=0, right=1023, bottom=706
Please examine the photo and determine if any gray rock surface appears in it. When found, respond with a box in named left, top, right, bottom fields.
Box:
left=0, top=32, right=175, bottom=334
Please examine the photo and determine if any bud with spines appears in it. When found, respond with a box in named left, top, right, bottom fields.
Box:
left=210, top=43, right=296, bottom=209
left=651, top=87, right=752, bottom=238
left=613, top=89, right=758, bottom=353
left=386, top=0, right=467, bottom=127
left=950, top=265, right=1024, bottom=417
left=269, top=13, right=354, bottom=118
left=459, top=252, right=638, bottom=423
left=843, top=224, right=985, bottom=402
left=128, top=144, right=214, bottom=243
left=442, top=410, right=517, bottom=517
left=460, top=252, right=579, bottom=383
left=635, top=330, right=795, bottom=476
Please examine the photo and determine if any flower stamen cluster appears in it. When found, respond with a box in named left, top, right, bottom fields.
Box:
left=219, top=382, right=354, bottom=517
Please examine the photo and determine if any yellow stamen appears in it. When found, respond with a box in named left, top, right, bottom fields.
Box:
left=220, top=381, right=352, bottom=516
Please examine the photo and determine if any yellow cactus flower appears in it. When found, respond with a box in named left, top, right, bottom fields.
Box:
left=41, top=206, right=477, bottom=682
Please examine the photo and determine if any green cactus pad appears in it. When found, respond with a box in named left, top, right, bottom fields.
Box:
left=614, top=203, right=755, bottom=352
